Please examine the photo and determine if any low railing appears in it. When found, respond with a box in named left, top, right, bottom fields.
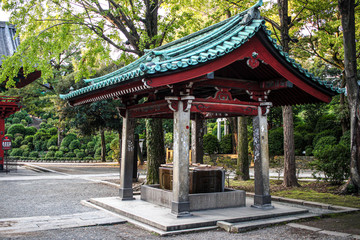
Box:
left=0, top=96, right=22, bottom=103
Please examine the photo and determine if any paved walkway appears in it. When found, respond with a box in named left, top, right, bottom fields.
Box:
left=0, top=163, right=358, bottom=239
left=0, top=211, right=125, bottom=234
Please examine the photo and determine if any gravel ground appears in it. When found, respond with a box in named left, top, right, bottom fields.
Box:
left=1, top=223, right=352, bottom=240
left=0, top=179, right=118, bottom=218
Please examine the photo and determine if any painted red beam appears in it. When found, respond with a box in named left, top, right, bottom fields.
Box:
left=128, top=100, right=171, bottom=118
left=126, top=98, right=266, bottom=118
left=146, top=36, right=331, bottom=103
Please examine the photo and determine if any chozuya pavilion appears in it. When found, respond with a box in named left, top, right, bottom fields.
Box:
left=60, top=0, right=343, bottom=218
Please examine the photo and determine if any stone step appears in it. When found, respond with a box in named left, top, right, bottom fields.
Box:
left=217, top=212, right=319, bottom=233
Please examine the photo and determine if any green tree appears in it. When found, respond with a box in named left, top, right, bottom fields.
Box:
left=338, top=0, right=360, bottom=193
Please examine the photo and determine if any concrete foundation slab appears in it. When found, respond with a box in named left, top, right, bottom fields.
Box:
left=89, top=196, right=308, bottom=233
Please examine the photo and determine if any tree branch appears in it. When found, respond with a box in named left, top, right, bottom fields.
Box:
left=263, top=16, right=281, bottom=30
left=289, top=1, right=308, bottom=28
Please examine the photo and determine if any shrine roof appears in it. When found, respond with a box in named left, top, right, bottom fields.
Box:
left=60, top=1, right=344, bottom=101
left=0, top=22, right=20, bottom=66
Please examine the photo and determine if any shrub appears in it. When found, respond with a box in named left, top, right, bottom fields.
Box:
left=21, top=119, right=28, bottom=126
left=24, top=135, right=34, bottom=143
left=33, top=131, right=50, bottom=143
left=34, top=141, right=43, bottom=151
left=29, top=151, right=39, bottom=158
left=294, top=131, right=306, bottom=155
left=10, top=148, right=23, bottom=157
left=110, top=138, right=120, bottom=161
left=47, top=127, right=58, bottom=136
left=47, top=136, right=58, bottom=149
left=268, top=127, right=283, bottom=156
left=87, top=141, right=95, bottom=149
left=7, top=124, right=26, bottom=136
left=219, top=134, right=233, bottom=154
left=22, top=151, right=30, bottom=157
left=55, top=151, right=64, bottom=158
left=59, top=146, right=69, bottom=153
left=311, top=142, right=350, bottom=184
left=339, top=130, right=351, bottom=149
left=69, top=140, right=81, bottom=150
left=305, top=146, right=313, bottom=156
left=13, top=136, right=23, bottom=148
left=76, top=152, right=85, bottom=159
left=61, top=134, right=77, bottom=147
left=25, top=116, right=33, bottom=124
left=45, top=151, right=55, bottom=158
left=39, top=122, right=50, bottom=129
left=12, top=117, right=20, bottom=124
left=65, top=152, right=76, bottom=158
left=203, top=134, right=219, bottom=154
left=94, top=148, right=101, bottom=158
left=5, top=134, right=13, bottom=139
left=48, top=146, right=58, bottom=151
left=313, top=130, right=335, bottom=147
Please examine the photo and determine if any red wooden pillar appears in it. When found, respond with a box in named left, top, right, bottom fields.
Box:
left=0, top=118, right=5, bottom=170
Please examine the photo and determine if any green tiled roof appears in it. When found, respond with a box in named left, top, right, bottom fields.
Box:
left=60, top=0, right=344, bottom=101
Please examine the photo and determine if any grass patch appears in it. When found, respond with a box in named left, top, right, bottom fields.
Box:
left=230, top=180, right=360, bottom=208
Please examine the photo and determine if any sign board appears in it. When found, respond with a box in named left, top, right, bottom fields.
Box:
left=2, top=136, right=12, bottom=150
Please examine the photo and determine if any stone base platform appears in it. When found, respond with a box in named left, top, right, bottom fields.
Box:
left=141, top=184, right=246, bottom=211
left=88, top=196, right=309, bottom=234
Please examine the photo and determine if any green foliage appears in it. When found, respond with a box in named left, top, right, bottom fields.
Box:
left=55, top=151, right=64, bottom=158
left=61, top=134, right=77, bottom=147
left=45, top=151, right=55, bottom=158
left=109, top=138, right=120, bottom=161
left=48, top=146, right=58, bottom=151
left=25, top=127, right=37, bottom=136
left=12, top=117, right=20, bottom=124
left=47, top=127, right=58, bottom=136
left=312, top=141, right=350, bottom=184
left=13, top=136, right=23, bottom=148
left=268, top=127, right=284, bottom=156
left=69, top=139, right=81, bottom=150
left=313, top=130, right=336, bottom=147
left=47, top=136, right=58, bottom=149
left=10, top=148, right=23, bottom=157
left=76, top=151, right=85, bottom=159
left=7, top=124, right=26, bottom=136
left=164, top=132, right=173, bottom=149
left=219, top=134, right=233, bottom=154
left=25, top=116, right=33, bottom=124
left=29, top=151, right=39, bottom=158
left=65, top=152, right=76, bottom=158
left=5, top=134, right=13, bottom=139
left=203, top=134, right=219, bottom=154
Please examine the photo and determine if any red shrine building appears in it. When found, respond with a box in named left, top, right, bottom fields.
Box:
left=60, top=2, right=343, bottom=216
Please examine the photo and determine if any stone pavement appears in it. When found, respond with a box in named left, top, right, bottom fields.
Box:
left=0, top=211, right=125, bottom=234
left=1, top=163, right=358, bottom=239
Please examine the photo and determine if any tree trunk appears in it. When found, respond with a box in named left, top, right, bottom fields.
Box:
left=279, top=0, right=299, bottom=187
left=339, top=0, right=360, bottom=193
left=236, top=116, right=250, bottom=180
left=228, top=117, right=238, bottom=153
left=146, top=118, right=165, bottom=184
left=191, top=114, right=205, bottom=164
left=282, top=106, right=300, bottom=187
left=100, top=127, right=106, bottom=162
